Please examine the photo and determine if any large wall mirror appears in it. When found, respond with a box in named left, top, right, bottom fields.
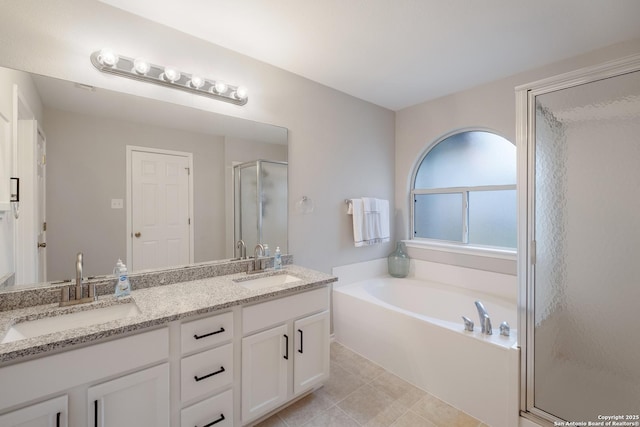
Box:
left=0, top=65, right=288, bottom=289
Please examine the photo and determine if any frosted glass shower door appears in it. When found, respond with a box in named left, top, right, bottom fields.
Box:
left=234, top=160, right=288, bottom=254
left=529, top=68, right=640, bottom=422
left=260, top=161, right=287, bottom=253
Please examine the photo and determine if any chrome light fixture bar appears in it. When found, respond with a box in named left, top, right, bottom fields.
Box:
left=90, top=49, right=248, bottom=106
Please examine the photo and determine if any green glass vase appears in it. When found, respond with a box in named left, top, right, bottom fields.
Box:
left=387, top=242, right=410, bottom=278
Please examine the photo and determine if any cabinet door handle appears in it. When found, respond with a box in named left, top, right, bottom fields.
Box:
left=194, top=366, right=225, bottom=382
left=193, top=327, right=225, bottom=340
left=56, top=412, right=61, bottom=427
left=283, top=334, right=289, bottom=360
left=198, top=413, right=225, bottom=427
left=298, top=329, right=304, bottom=354
left=94, top=399, right=98, bottom=427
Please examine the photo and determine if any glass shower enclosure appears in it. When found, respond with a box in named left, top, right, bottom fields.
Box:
left=517, top=56, right=640, bottom=424
left=233, top=160, right=288, bottom=256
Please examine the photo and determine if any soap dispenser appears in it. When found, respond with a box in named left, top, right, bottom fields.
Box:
left=274, top=247, right=282, bottom=270
left=114, top=259, right=131, bottom=297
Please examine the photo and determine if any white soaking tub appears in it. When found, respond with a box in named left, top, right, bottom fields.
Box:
left=333, top=259, right=519, bottom=427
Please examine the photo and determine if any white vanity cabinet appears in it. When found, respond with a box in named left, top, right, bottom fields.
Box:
left=0, top=395, right=68, bottom=427
left=179, top=311, right=235, bottom=427
left=88, top=363, right=169, bottom=427
left=241, top=287, right=330, bottom=424
left=0, top=328, right=169, bottom=427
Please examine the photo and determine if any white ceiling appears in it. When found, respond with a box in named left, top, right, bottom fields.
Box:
left=99, top=0, right=640, bottom=111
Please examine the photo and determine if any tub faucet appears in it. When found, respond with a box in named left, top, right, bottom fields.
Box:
left=474, top=300, right=492, bottom=335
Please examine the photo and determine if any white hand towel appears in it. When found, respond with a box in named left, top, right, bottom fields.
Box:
left=349, top=198, right=390, bottom=247
left=348, top=198, right=366, bottom=247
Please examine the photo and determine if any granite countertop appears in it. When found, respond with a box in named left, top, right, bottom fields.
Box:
left=0, top=265, right=336, bottom=364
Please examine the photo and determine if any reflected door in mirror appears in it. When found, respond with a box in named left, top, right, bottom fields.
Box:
left=130, top=148, right=192, bottom=271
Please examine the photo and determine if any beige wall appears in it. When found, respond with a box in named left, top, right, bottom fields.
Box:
left=395, top=37, right=640, bottom=273
left=44, top=107, right=226, bottom=280
left=5, top=2, right=638, bottom=278
left=0, top=0, right=396, bottom=274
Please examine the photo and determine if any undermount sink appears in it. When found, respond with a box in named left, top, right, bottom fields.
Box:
left=234, top=273, right=302, bottom=291
left=1, top=301, right=141, bottom=344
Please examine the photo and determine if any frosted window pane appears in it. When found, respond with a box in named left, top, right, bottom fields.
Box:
left=415, top=131, right=515, bottom=189
left=414, top=193, right=462, bottom=241
left=468, top=190, right=516, bottom=247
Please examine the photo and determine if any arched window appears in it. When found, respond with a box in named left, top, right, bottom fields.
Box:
left=411, top=130, right=516, bottom=249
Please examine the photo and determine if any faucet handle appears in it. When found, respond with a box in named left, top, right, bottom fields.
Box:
left=499, top=321, right=510, bottom=337
left=462, top=316, right=474, bottom=332
left=60, top=286, right=70, bottom=303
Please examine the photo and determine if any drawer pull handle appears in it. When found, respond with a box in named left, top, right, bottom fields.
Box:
left=94, top=400, right=98, bottom=427
left=56, top=412, right=61, bottom=427
left=198, top=413, right=225, bottom=427
left=194, top=366, right=225, bottom=382
left=194, top=327, right=225, bottom=340
left=298, top=329, right=304, bottom=354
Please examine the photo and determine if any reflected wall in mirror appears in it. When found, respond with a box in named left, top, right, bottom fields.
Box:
left=0, top=65, right=288, bottom=288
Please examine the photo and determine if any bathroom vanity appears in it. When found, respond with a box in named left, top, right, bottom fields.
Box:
left=0, top=262, right=335, bottom=427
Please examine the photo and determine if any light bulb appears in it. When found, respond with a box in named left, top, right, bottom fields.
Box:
left=133, top=58, right=150, bottom=75
left=98, top=48, right=119, bottom=67
left=235, top=86, right=248, bottom=100
left=163, top=67, right=181, bottom=83
left=213, top=81, right=227, bottom=94
left=189, top=75, right=205, bottom=89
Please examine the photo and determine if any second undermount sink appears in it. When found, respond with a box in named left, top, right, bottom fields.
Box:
left=1, top=301, right=141, bottom=344
left=234, top=272, right=302, bottom=291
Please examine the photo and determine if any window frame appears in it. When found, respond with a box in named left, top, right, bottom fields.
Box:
left=409, top=129, right=517, bottom=258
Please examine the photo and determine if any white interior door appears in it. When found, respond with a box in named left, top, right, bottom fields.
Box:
left=129, top=148, right=192, bottom=271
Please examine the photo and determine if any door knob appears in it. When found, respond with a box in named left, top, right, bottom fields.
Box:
left=134, top=232, right=141, bottom=238
left=38, top=242, right=47, bottom=248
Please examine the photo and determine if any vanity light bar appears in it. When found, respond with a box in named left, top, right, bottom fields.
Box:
left=90, top=49, right=248, bottom=106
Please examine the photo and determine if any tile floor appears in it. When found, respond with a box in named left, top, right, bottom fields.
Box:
left=255, top=341, right=489, bottom=427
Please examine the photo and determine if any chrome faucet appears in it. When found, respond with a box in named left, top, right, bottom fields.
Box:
left=474, top=300, right=492, bottom=335
left=60, top=252, right=96, bottom=306
left=236, top=240, right=247, bottom=260
left=75, top=252, right=83, bottom=299
left=250, top=244, right=265, bottom=273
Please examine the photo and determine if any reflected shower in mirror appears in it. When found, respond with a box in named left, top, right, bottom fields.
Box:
left=0, top=65, right=288, bottom=287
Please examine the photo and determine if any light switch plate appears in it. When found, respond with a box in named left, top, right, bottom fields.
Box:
left=111, top=199, right=124, bottom=209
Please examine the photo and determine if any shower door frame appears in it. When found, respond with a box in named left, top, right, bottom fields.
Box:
left=516, top=53, right=640, bottom=425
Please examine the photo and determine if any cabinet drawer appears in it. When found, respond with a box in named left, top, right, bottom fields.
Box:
left=181, top=389, right=233, bottom=427
left=243, top=287, right=329, bottom=334
left=181, top=344, right=233, bottom=403
left=181, top=311, right=233, bottom=355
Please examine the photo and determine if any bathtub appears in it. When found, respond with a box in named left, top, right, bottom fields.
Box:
left=333, top=259, right=519, bottom=427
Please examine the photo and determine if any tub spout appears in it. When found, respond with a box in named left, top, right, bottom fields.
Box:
left=474, top=300, right=492, bottom=335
